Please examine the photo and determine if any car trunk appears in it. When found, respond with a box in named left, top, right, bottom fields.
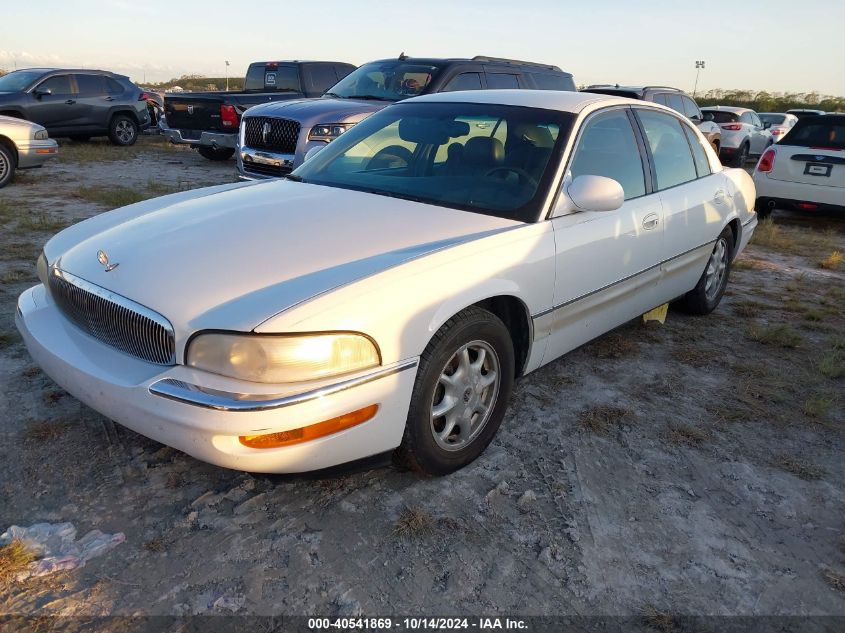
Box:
left=164, top=94, right=225, bottom=133
left=769, top=146, right=845, bottom=188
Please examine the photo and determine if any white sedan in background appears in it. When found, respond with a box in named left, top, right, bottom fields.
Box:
left=17, top=90, right=756, bottom=475
left=754, top=114, right=845, bottom=217
left=0, top=114, right=58, bottom=188
left=759, top=112, right=798, bottom=143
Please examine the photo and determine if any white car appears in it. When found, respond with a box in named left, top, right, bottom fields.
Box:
left=759, top=112, right=798, bottom=143
left=753, top=114, right=845, bottom=217
left=16, top=91, right=757, bottom=475
left=0, top=114, right=58, bottom=188
left=701, top=106, right=773, bottom=167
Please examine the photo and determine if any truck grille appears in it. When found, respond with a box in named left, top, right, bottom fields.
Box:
left=49, top=269, right=176, bottom=365
left=243, top=117, right=300, bottom=153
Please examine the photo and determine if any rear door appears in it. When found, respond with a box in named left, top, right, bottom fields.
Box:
left=772, top=118, right=845, bottom=188
left=73, top=74, right=112, bottom=129
left=484, top=69, right=522, bottom=89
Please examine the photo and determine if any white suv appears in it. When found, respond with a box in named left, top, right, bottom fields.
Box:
left=701, top=106, right=773, bottom=167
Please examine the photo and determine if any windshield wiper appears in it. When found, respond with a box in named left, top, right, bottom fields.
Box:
left=345, top=95, right=394, bottom=101
left=283, top=174, right=303, bottom=182
left=323, top=92, right=342, bottom=98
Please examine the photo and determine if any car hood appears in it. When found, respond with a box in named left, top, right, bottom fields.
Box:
left=52, top=181, right=519, bottom=339
left=0, top=114, right=36, bottom=129
left=244, top=97, right=389, bottom=125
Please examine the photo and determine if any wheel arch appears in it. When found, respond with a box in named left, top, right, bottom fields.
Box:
left=108, top=107, right=141, bottom=125
left=0, top=134, right=18, bottom=163
left=0, top=109, right=25, bottom=119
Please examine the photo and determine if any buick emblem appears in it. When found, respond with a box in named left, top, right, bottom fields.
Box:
left=815, top=155, right=825, bottom=161
left=262, top=121, right=272, bottom=145
left=187, top=105, right=194, bottom=115
left=97, top=250, right=119, bottom=272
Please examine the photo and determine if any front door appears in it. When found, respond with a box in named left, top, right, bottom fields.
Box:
left=541, top=107, right=664, bottom=363
left=27, top=74, right=77, bottom=130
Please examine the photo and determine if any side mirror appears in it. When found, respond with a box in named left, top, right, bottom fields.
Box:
left=703, top=112, right=715, bottom=122
left=763, top=121, right=772, bottom=129
left=34, top=88, right=52, bottom=99
left=303, top=145, right=325, bottom=163
left=567, top=175, right=624, bottom=212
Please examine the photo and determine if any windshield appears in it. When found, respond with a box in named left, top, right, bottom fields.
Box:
left=0, top=70, right=44, bottom=92
left=702, top=110, right=739, bottom=124
left=780, top=117, right=845, bottom=150
left=759, top=114, right=786, bottom=125
left=324, top=61, right=443, bottom=101
left=293, top=102, right=573, bottom=222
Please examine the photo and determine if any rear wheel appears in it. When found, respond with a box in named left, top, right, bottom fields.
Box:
left=0, top=142, right=16, bottom=188
left=756, top=197, right=773, bottom=219
left=197, top=146, right=235, bottom=161
left=394, top=306, right=515, bottom=476
left=730, top=142, right=749, bottom=167
left=108, top=114, right=138, bottom=146
left=678, top=226, right=734, bottom=315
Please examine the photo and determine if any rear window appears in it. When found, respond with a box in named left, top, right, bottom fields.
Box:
left=759, top=114, right=785, bottom=125
left=703, top=110, right=738, bottom=124
left=582, top=88, right=641, bottom=100
left=780, top=117, right=845, bottom=150
left=244, top=64, right=300, bottom=92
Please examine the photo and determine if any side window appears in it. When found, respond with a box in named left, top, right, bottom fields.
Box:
left=529, top=73, right=573, bottom=91
left=75, top=74, right=107, bottom=97
left=682, top=125, right=711, bottom=177
left=442, top=73, right=483, bottom=92
left=739, top=112, right=753, bottom=125
left=486, top=73, right=520, bottom=89
left=335, top=65, right=355, bottom=82
left=569, top=109, right=646, bottom=200
left=682, top=97, right=702, bottom=120
left=751, top=113, right=762, bottom=127
left=306, top=64, right=339, bottom=93
left=636, top=109, right=698, bottom=190
left=652, top=93, right=668, bottom=106
left=666, top=94, right=685, bottom=115
left=36, top=74, right=72, bottom=95
left=106, top=78, right=125, bottom=94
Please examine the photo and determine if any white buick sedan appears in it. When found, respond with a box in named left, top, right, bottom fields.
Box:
left=17, top=91, right=757, bottom=475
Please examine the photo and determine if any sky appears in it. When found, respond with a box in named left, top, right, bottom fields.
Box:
left=1, top=0, right=843, bottom=96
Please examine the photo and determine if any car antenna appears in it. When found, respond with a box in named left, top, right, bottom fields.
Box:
left=398, top=52, right=408, bottom=61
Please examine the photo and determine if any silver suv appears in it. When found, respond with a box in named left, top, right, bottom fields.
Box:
left=700, top=106, right=773, bottom=166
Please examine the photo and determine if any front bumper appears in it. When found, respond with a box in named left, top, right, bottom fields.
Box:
left=237, top=146, right=296, bottom=180
left=162, top=126, right=237, bottom=150
left=753, top=173, right=845, bottom=209
left=16, top=139, right=59, bottom=168
left=16, top=284, right=418, bottom=473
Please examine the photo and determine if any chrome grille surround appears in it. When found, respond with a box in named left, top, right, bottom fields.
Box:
left=48, top=268, right=176, bottom=365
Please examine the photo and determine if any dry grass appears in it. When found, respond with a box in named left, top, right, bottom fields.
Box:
left=394, top=507, right=436, bottom=538
left=819, top=351, right=845, bottom=379
left=818, top=251, right=843, bottom=270
left=0, top=540, right=36, bottom=584
left=731, top=299, right=772, bottom=318
left=579, top=405, right=633, bottom=435
left=16, top=213, right=71, bottom=233
left=665, top=424, right=708, bottom=447
left=143, top=538, right=166, bottom=553
left=74, top=182, right=182, bottom=209
left=772, top=454, right=825, bottom=481
left=589, top=332, right=639, bottom=359
left=671, top=347, right=717, bottom=368
left=823, top=569, right=845, bottom=592
left=0, top=241, right=39, bottom=262
left=24, top=420, right=73, bottom=442
left=803, top=394, right=835, bottom=419
left=0, top=332, right=17, bottom=349
left=642, top=606, right=679, bottom=633
left=752, top=218, right=835, bottom=255
left=748, top=323, right=802, bottom=348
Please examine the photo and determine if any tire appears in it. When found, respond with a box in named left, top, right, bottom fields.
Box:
left=197, top=146, right=235, bottom=161
left=394, top=306, right=515, bottom=476
left=678, top=226, right=734, bottom=315
left=756, top=197, right=773, bottom=219
left=108, top=114, right=138, bottom=146
left=0, top=142, right=16, bottom=188
left=730, top=142, right=749, bottom=167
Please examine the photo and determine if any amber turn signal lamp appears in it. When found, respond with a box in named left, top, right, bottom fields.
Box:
left=239, top=404, right=379, bottom=449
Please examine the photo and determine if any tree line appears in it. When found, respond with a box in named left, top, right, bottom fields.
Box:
left=695, top=89, right=844, bottom=113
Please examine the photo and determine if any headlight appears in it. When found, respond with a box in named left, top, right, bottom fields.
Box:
left=186, top=332, right=380, bottom=383
left=308, top=124, right=350, bottom=142
left=37, top=251, right=48, bottom=285
left=34, top=130, right=49, bottom=140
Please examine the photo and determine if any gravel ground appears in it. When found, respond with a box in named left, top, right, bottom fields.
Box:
left=0, top=138, right=843, bottom=622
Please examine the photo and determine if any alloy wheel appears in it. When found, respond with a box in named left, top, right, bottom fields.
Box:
left=704, top=238, right=729, bottom=300
left=116, top=120, right=135, bottom=144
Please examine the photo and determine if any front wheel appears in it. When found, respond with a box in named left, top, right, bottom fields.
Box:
left=678, top=226, right=734, bottom=315
left=394, top=306, right=515, bottom=476
left=197, top=146, right=235, bottom=161
left=108, top=114, right=138, bottom=146
left=0, top=142, right=16, bottom=188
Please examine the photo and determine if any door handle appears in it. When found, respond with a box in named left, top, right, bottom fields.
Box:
left=104, top=96, right=115, bottom=101
left=642, top=213, right=660, bottom=230
left=65, top=99, right=76, bottom=105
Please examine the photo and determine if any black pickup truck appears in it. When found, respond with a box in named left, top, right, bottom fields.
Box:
left=162, top=60, right=355, bottom=160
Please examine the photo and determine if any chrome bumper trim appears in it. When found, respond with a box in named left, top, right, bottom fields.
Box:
left=162, top=127, right=237, bottom=149
left=148, top=358, right=419, bottom=412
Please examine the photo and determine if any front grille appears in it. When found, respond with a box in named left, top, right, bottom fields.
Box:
left=243, top=161, right=292, bottom=178
left=49, top=270, right=175, bottom=365
left=243, top=116, right=300, bottom=153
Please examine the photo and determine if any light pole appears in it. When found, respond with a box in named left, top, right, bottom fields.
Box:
left=225, top=61, right=230, bottom=91
left=693, top=60, right=705, bottom=97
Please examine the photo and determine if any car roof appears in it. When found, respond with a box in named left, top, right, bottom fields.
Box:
left=700, top=105, right=751, bottom=114
left=365, top=56, right=566, bottom=73
left=15, top=67, right=120, bottom=76
left=406, top=89, right=637, bottom=113
left=585, top=85, right=683, bottom=95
